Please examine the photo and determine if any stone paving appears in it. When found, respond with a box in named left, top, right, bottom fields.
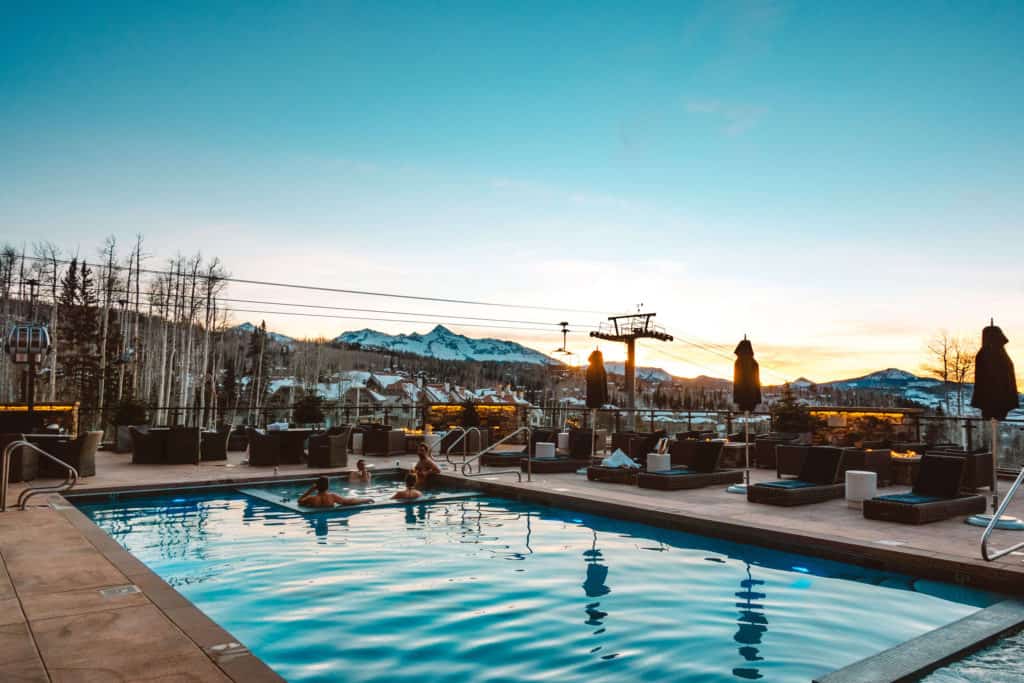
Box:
left=2, top=447, right=1024, bottom=681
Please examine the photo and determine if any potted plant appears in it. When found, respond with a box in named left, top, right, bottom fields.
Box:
left=292, top=393, right=325, bottom=428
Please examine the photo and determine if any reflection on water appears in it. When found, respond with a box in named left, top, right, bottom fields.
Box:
left=77, top=489, right=1000, bottom=683
left=733, top=563, right=768, bottom=680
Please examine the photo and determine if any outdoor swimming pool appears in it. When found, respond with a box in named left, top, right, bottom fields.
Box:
left=76, top=478, right=1003, bottom=682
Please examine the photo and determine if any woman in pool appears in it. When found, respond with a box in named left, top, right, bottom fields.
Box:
left=298, top=476, right=373, bottom=508
left=413, top=443, right=441, bottom=488
left=348, top=459, right=371, bottom=484
left=392, top=473, right=422, bottom=500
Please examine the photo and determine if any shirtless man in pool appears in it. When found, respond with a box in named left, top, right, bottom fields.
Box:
left=298, top=477, right=373, bottom=508
left=413, top=443, right=441, bottom=487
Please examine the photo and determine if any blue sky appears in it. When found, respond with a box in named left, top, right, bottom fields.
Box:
left=3, top=1, right=1023, bottom=381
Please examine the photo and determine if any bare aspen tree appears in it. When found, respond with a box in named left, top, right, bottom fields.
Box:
left=926, top=332, right=952, bottom=414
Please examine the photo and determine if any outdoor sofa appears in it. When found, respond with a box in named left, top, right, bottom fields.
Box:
left=862, top=454, right=986, bottom=524
left=40, top=430, right=102, bottom=478
left=0, top=433, right=36, bottom=482
left=747, top=446, right=845, bottom=506
left=637, top=440, right=743, bottom=490
left=307, top=426, right=351, bottom=468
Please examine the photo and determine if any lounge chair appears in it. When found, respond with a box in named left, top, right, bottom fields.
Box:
left=307, top=427, right=351, bottom=468
left=480, top=427, right=558, bottom=467
left=747, top=446, right=845, bottom=506
left=637, top=440, right=743, bottom=490
left=775, top=444, right=811, bottom=478
left=129, top=427, right=167, bottom=464
left=752, top=433, right=799, bottom=468
left=862, top=454, right=986, bottom=524
left=519, top=453, right=589, bottom=474
left=925, top=447, right=993, bottom=491
left=586, top=464, right=639, bottom=484
left=41, top=431, right=102, bottom=478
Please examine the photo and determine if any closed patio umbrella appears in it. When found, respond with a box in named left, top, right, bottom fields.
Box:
left=729, top=337, right=761, bottom=492
left=586, top=350, right=608, bottom=460
left=969, top=321, right=1019, bottom=527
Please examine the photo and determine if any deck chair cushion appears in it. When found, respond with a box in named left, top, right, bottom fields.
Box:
left=875, top=493, right=944, bottom=505
left=798, top=448, right=842, bottom=485
left=914, top=455, right=964, bottom=499
left=758, top=480, right=818, bottom=489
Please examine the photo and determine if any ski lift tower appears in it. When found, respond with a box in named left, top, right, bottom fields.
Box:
left=590, top=310, right=672, bottom=411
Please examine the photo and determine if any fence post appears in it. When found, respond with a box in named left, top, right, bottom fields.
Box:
left=383, top=408, right=390, bottom=426
left=726, top=411, right=733, bottom=436
left=965, top=418, right=975, bottom=451
left=649, top=410, right=655, bottom=432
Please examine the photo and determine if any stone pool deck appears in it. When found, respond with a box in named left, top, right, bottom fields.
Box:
left=2, top=447, right=1024, bottom=681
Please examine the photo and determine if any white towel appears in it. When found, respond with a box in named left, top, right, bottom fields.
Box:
left=601, top=449, right=639, bottom=469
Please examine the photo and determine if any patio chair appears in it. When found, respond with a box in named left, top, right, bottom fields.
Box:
left=638, top=440, right=743, bottom=490
left=308, top=427, right=351, bottom=468
left=862, top=454, right=986, bottom=524
left=165, top=426, right=201, bottom=465
left=362, top=427, right=405, bottom=457
left=129, top=427, right=167, bottom=464
left=41, top=431, right=101, bottom=478
left=840, top=447, right=893, bottom=487
left=0, top=432, right=36, bottom=482
left=747, top=446, right=846, bottom=506
left=227, top=428, right=249, bottom=452
left=200, top=426, right=230, bottom=462
left=753, top=433, right=798, bottom=468
left=247, top=429, right=282, bottom=467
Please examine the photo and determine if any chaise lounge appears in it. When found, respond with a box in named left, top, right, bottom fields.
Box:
left=480, top=427, right=557, bottom=467
left=747, top=446, right=845, bottom=506
left=862, top=454, right=986, bottom=524
left=637, top=440, right=743, bottom=490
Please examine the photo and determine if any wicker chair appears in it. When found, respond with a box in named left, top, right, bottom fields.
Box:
left=247, top=429, right=282, bottom=467
left=747, top=446, right=845, bottom=506
left=638, top=441, right=743, bottom=490
left=42, top=431, right=101, bottom=478
left=165, top=426, right=201, bottom=465
left=130, top=427, right=167, bottom=464
left=308, top=427, right=350, bottom=468
left=362, top=428, right=405, bottom=457
left=863, top=454, right=986, bottom=524
left=201, top=427, right=230, bottom=462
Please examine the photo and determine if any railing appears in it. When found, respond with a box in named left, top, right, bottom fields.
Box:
left=442, top=427, right=484, bottom=471
left=461, top=426, right=531, bottom=482
left=1, top=440, right=79, bottom=512
left=980, top=466, right=1024, bottom=561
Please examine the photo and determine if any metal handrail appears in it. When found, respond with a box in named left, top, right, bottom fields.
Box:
left=981, top=466, right=1024, bottom=561
left=443, top=427, right=484, bottom=470
left=462, top=426, right=532, bottom=481
left=2, top=440, right=79, bottom=512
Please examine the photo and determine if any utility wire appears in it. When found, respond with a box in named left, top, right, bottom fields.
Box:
left=19, top=255, right=606, bottom=315
left=227, top=308, right=584, bottom=334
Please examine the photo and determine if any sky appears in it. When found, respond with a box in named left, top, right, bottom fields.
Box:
left=3, top=1, right=1023, bottom=383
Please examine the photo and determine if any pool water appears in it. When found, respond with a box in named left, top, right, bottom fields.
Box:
left=922, top=629, right=1024, bottom=683
left=77, top=481, right=1002, bottom=683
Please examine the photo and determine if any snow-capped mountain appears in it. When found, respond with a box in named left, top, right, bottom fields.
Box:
left=232, top=322, right=295, bottom=346
left=335, top=325, right=557, bottom=365
left=820, top=368, right=942, bottom=391
left=604, top=362, right=674, bottom=383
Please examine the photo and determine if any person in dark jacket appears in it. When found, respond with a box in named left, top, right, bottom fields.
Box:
left=586, top=349, right=609, bottom=409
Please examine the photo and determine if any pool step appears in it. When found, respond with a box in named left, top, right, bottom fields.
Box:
left=816, top=598, right=1024, bottom=683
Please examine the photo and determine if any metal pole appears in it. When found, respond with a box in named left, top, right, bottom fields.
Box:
left=1, top=444, right=11, bottom=512
left=991, top=418, right=999, bottom=513
left=745, top=410, right=751, bottom=487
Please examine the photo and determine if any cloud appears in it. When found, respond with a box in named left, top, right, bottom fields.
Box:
left=683, top=97, right=768, bottom=136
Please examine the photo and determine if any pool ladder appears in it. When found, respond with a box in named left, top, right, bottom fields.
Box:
left=1, top=440, right=79, bottom=512
left=441, top=427, right=485, bottom=471
left=980, top=466, right=1024, bottom=561
left=461, top=427, right=531, bottom=482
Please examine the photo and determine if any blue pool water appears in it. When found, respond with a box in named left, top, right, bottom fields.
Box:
left=77, top=479, right=1002, bottom=682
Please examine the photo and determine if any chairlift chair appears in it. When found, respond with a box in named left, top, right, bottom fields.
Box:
left=4, top=324, right=52, bottom=364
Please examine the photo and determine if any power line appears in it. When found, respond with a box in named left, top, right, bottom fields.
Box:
left=19, top=255, right=606, bottom=315
left=227, top=308, right=581, bottom=334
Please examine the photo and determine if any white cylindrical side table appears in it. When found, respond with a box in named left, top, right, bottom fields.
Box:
left=557, top=432, right=570, bottom=452
left=352, top=432, right=364, bottom=455
left=845, top=470, right=877, bottom=509
left=535, top=442, right=556, bottom=459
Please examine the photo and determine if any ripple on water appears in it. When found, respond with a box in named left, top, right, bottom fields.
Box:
left=79, top=487, right=1003, bottom=683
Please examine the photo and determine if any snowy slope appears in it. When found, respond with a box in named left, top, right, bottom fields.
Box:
left=335, top=325, right=557, bottom=365
left=603, top=362, right=674, bottom=382
left=232, top=322, right=295, bottom=345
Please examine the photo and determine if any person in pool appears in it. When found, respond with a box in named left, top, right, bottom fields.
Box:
left=348, top=459, right=371, bottom=484
left=298, top=476, right=373, bottom=508
left=413, top=443, right=441, bottom=487
left=391, top=473, right=422, bottom=500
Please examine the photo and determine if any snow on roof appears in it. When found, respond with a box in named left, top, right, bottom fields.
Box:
left=371, top=373, right=404, bottom=389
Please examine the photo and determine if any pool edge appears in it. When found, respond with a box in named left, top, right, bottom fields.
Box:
left=48, top=494, right=286, bottom=683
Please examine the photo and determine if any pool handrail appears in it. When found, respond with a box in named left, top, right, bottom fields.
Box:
left=1, top=440, right=79, bottom=512
left=980, top=465, right=1024, bottom=561
left=462, top=426, right=532, bottom=481
left=443, top=427, right=485, bottom=471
